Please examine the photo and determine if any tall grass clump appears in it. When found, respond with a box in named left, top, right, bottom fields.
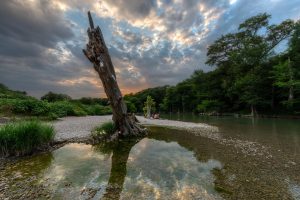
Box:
left=0, top=120, right=55, bottom=157
left=92, top=121, right=116, bottom=138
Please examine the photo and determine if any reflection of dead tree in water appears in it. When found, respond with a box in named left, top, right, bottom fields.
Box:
left=101, top=139, right=139, bottom=200
left=83, top=11, right=144, bottom=138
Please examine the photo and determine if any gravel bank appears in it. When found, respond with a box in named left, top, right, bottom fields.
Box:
left=52, top=116, right=271, bottom=157
left=53, top=116, right=112, bottom=141
left=53, top=115, right=218, bottom=142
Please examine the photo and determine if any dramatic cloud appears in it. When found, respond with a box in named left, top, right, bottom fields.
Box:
left=0, top=0, right=299, bottom=98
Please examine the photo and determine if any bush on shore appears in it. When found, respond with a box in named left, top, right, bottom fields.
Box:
left=0, top=120, right=55, bottom=157
left=0, top=99, right=112, bottom=120
left=0, top=84, right=112, bottom=119
left=92, top=121, right=116, bottom=138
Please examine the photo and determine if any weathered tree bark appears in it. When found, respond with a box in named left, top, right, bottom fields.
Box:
left=83, top=11, right=144, bottom=137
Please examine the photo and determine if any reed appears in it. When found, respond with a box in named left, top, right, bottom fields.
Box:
left=0, top=120, right=55, bottom=157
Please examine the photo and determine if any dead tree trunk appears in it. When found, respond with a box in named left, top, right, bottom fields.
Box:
left=83, top=11, right=144, bottom=137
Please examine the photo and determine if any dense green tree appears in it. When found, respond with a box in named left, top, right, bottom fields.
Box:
left=143, top=96, right=155, bottom=118
left=120, top=14, right=299, bottom=116
left=271, top=23, right=300, bottom=109
left=124, top=86, right=168, bottom=112
left=125, top=100, right=137, bottom=113
left=41, top=92, right=71, bottom=102
left=76, top=97, right=109, bottom=106
left=206, top=13, right=295, bottom=115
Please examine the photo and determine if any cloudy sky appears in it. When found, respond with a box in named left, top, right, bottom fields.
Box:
left=0, top=0, right=299, bottom=98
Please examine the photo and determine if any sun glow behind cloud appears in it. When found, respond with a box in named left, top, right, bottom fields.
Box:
left=229, top=0, right=238, bottom=5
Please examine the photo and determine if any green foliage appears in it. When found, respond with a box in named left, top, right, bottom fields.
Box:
left=41, top=91, right=71, bottom=102
left=0, top=83, right=28, bottom=99
left=124, top=86, right=168, bottom=113
left=0, top=99, right=50, bottom=116
left=272, top=60, right=300, bottom=89
left=0, top=120, right=55, bottom=157
left=84, top=104, right=112, bottom=115
left=122, top=14, right=300, bottom=115
left=1, top=14, right=299, bottom=116
left=143, top=95, right=155, bottom=117
left=92, top=122, right=116, bottom=137
left=0, top=84, right=112, bottom=118
left=47, top=112, right=59, bottom=120
left=48, top=102, right=111, bottom=118
left=205, top=13, right=296, bottom=113
left=75, top=97, right=109, bottom=106
left=48, top=101, right=74, bottom=117
left=197, top=100, right=222, bottom=113
left=125, top=100, right=137, bottom=113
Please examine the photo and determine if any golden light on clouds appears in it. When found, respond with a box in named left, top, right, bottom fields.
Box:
left=52, top=0, right=69, bottom=11
left=46, top=43, right=73, bottom=64
left=93, top=0, right=224, bottom=47
left=2, top=0, right=297, bottom=98
left=57, top=76, right=102, bottom=88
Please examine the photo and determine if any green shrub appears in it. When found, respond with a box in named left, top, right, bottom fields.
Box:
left=197, top=100, right=222, bottom=113
left=93, top=105, right=111, bottom=115
left=84, top=104, right=112, bottom=115
left=125, top=100, right=137, bottom=113
left=41, top=92, right=71, bottom=102
left=47, top=112, right=59, bottom=120
left=76, top=97, right=109, bottom=106
left=48, top=101, right=74, bottom=117
left=0, top=99, right=50, bottom=116
left=13, top=99, right=32, bottom=113
left=0, top=86, right=112, bottom=118
left=92, top=121, right=116, bottom=137
left=0, top=120, right=55, bottom=157
left=0, top=99, right=14, bottom=115
left=31, top=101, right=50, bottom=116
left=72, top=105, right=87, bottom=116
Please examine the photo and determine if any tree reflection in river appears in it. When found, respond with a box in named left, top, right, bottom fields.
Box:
left=95, top=139, right=140, bottom=200
left=96, top=131, right=223, bottom=200
left=97, top=124, right=299, bottom=200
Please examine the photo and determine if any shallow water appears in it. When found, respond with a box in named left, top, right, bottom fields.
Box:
left=1, top=116, right=300, bottom=199
left=0, top=133, right=223, bottom=200
left=162, top=114, right=300, bottom=158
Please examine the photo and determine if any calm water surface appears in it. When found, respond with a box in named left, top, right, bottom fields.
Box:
left=162, top=114, right=300, bottom=156
left=1, top=115, right=300, bottom=200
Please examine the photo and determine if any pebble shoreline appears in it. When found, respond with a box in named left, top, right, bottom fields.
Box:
left=52, top=115, right=271, bottom=158
left=52, top=115, right=219, bottom=142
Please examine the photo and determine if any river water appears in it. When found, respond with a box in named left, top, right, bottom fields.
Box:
left=1, top=115, right=300, bottom=199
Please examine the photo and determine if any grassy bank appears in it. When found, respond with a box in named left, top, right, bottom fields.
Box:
left=0, top=120, right=55, bottom=157
left=0, top=83, right=112, bottom=120
left=93, top=122, right=116, bottom=136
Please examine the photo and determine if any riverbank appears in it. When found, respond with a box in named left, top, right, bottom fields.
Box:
left=1, top=116, right=299, bottom=199
left=163, top=112, right=300, bottom=119
left=52, top=115, right=218, bottom=142
left=0, top=115, right=218, bottom=161
left=52, top=116, right=274, bottom=158
left=0, top=115, right=273, bottom=158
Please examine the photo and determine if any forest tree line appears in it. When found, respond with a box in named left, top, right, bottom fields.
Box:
left=124, top=13, right=300, bottom=116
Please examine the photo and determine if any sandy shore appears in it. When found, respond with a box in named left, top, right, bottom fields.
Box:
left=53, top=115, right=218, bottom=142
